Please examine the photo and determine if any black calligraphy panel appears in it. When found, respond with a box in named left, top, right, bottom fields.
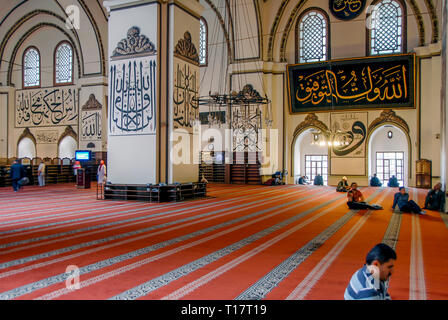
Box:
left=109, top=56, right=157, bottom=136
left=329, top=0, right=366, bottom=20
left=173, top=60, right=199, bottom=130
left=81, top=110, right=102, bottom=141
left=16, top=87, right=78, bottom=127
left=288, top=54, right=415, bottom=113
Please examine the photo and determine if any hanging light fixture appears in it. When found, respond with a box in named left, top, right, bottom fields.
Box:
left=310, top=129, right=350, bottom=147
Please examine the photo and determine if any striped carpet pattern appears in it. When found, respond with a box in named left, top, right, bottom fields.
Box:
left=0, top=183, right=447, bottom=300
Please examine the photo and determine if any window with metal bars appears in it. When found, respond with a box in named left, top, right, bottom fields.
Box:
left=296, top=9, right=329, bottom=63
left=55, top=42, right=73, bottom=84
left=369, top=0, right=405, bottom=55
left=199, top=18, right=208, bottom=66
left=23, top=47, right=40, bottom=88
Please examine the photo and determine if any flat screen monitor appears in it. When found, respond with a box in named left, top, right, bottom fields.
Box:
left=75, top=150, right=91, bottom=161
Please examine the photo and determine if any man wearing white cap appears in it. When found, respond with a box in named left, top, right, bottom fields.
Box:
left=337, top=176, right=349, bottom=192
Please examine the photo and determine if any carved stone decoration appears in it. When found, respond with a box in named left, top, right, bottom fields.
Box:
left=58, top=125, right=78, bottom=146
left=36, top=130, right=59, bottom=144
left=368, top=109, right=409, bottom=133
left=174, top=31, right=199, bottom=64
left=293, top=113, right=329, bottom=138
left=112, top=26, right=156, bottom=57
left=81, top=94, right=102, bottom=110
left=233, top=84, right=264, bottom=104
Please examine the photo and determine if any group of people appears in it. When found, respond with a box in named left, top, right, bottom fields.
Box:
left=7, top=159, right=107, bottom=192
left=369, top=173, right=399, bottom=187
left=297, top=174, right=324, bottom=186
left=335, top=176, right=445, bottom=214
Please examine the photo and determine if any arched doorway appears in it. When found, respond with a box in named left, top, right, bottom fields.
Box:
left=368, top=125, right=409, bottom=187
left=293, top=128, right=329, bottom=185
left=17, top=137, right=36, bottom=159
left=58, top=136, right=77, bottom=159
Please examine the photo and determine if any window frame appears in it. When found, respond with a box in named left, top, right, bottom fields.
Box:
left=22, top=46, right=41, bottom=89
left=295, top=7, right=331, bottom=64
left=366, top=0, right=407, bottom=56
left=199, top=17, right=208, bottom=67
left=54, top=40, right=74, bottom=86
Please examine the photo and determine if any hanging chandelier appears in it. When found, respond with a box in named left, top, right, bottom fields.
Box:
left=310, top=129, right=351, bottom=147
left=196, top=84, right=272, bottom=130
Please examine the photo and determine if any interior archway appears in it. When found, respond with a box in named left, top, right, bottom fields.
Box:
left=293, top=128, right=329, bottom=185
left=17, top=137, right=36, bottom=159
left=368, top=124, right=409, bottom=187
left=58, top=136, right=77, bottom=159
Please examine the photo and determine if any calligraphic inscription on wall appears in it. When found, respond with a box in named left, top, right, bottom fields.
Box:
left=81, top=94, right=102, bottom=141
left=81, top=111, right=102, bottom=141
left=109, top=56, right=157, bottom=136
left=173, top=58, right=199, bottom=131
left=329, top=0, right=366, bottom=20
left=15, top=86, right=78, bottom=127
left=35, top=130, right=59, bottom=144
left=288, top=54, right=415, bottom=113
left=330, top=112, right=367, bottom=157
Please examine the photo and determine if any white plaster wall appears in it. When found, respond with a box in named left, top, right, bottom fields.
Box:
left=420, top=55, right=442, bottom=179
left=199, top=0, right=229, bottom=98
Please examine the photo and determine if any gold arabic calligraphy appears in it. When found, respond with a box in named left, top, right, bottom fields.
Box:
left=332, top=0, right=363, bottom=14
left=296, top=65, right=408, bottom=106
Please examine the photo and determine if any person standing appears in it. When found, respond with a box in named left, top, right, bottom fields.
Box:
left=37, top=161, right=46, bottom=187
left=10, top=160, right=25, bottom=192
left=97, top=160, right=107, bottom=185
left=392, top=187, right=425, bottom=214
left=424, top=183, right=445, bottom=211
left=344, top=243, right=396, bottom=300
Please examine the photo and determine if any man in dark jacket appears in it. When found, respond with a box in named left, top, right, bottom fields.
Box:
left=370, top=174, right=382, bottom=187
left=313, top=174, right=324, bottom=186
left=10, top=160, right=25, bottom=192
left=424, top=183, right=445, bottom=211
left=387, top=175, right=399, bottom=188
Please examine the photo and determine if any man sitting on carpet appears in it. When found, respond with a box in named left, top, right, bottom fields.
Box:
left=424, top=183, right=445, bottom=212
left=387, top=175, right=399, bottom=187
left=344, top=243, right=396, bottom=300
left=370, top=174, right=382, bottom=187
left=313, top=174, right=324, bottom=186
left=336, top=176, right=349, bottom=192
left=392, top=187, right=426, bottom=215
left=347, top=183, right=383, bottom=210
left=298, top=175, right=309, bottom=185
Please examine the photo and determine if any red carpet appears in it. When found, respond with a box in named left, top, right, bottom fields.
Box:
left=0, top=183, right=447, bottom=300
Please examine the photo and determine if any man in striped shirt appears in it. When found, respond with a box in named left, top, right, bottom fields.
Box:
left=344, top=243, right=396, bottom=300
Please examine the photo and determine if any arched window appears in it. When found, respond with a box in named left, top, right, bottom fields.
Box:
left=23, top=47, right=40, bottom=88
left=199, top=18, right=208, bottom=66
left=54, top=41, right=74, bottom=84
left=368, top=0, right=406, bottom=55
left=296, top=9, right=330, bottom=63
